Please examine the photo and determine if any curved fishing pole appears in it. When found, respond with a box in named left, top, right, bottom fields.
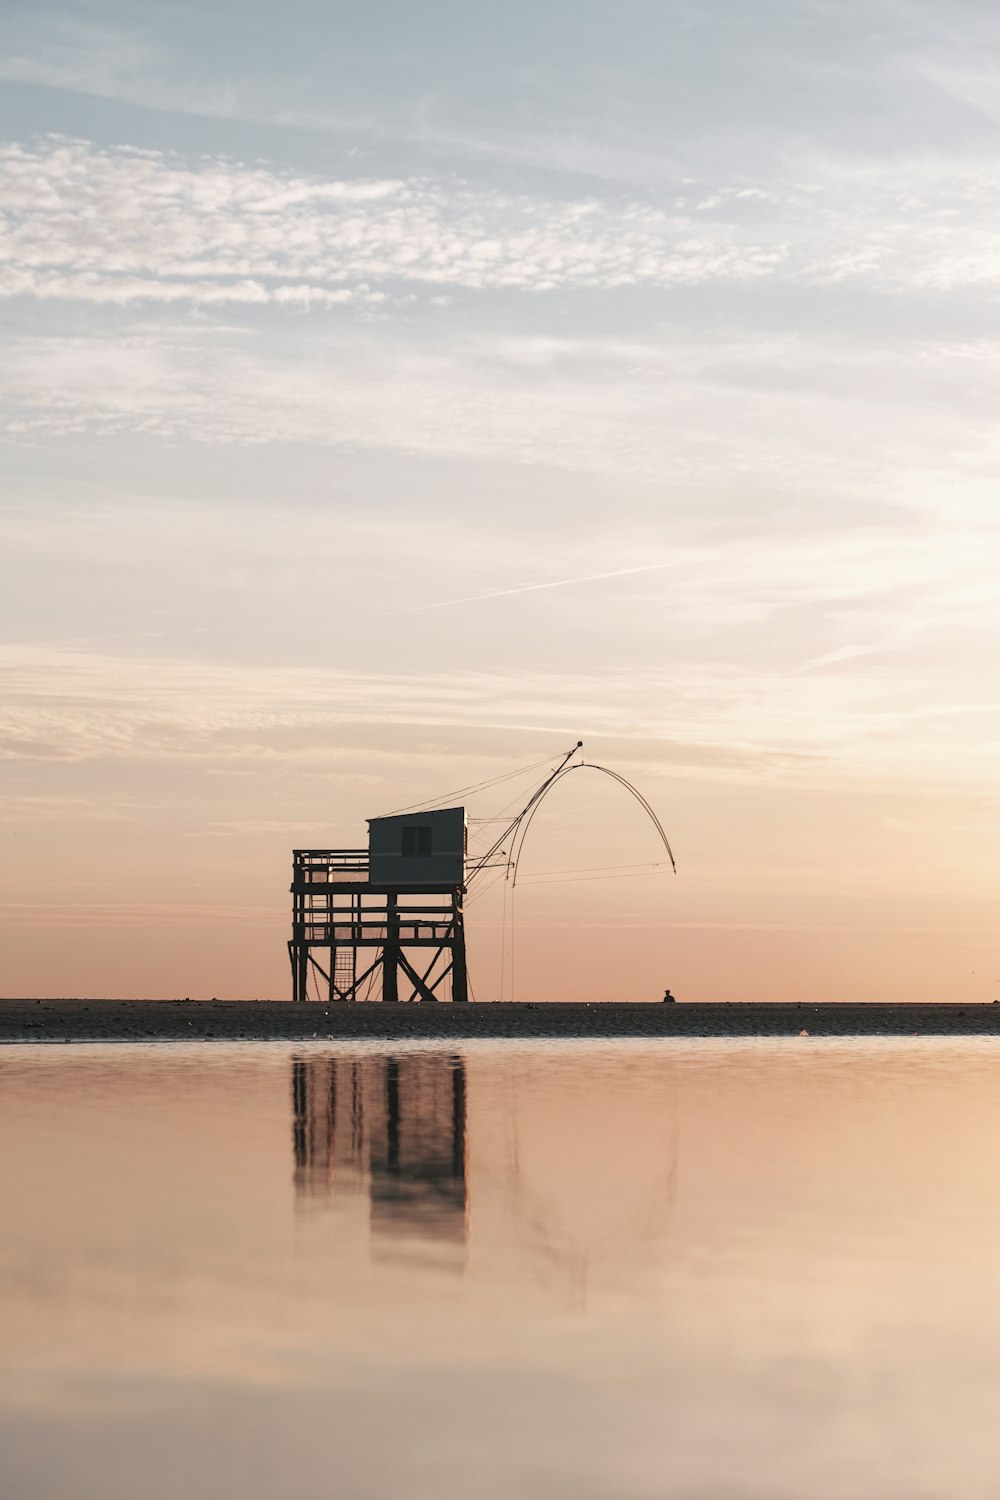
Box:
left=507, top=762, right=676, bottom=888
left=465, top=741, right=583, bottom=884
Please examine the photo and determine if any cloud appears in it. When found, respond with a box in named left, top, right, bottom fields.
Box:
left=0, top=138, right=789, bottom=309
left=2, top=641, right=998, bottom=796
left=8, top=137, right=1000, bottom=312
left=3, top=316, right=999, bottom=522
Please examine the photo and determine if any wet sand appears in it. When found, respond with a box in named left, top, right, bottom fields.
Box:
left=2, top=998, right=1000, bottom=1042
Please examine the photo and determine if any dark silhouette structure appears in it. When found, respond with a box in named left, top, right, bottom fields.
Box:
left=287, top=744, right=676, bottom=1004
left=289, top=808, right=468, bottom=1003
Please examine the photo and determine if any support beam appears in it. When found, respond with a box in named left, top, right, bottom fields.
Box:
left=383, top=893, right=399, bottom=1004
left=399, top=951, right=443, bottom=1004
left=452, top=904, right=469, bottom=1003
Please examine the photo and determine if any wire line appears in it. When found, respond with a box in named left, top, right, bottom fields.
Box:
left=516, top=868, right=674, bottom=888
left=378, top=756, right=559, bottom=816
left=516, top=860, right=672, bottom=879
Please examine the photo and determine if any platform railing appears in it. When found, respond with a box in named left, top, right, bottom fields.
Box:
left=292, top=849, right=369, bottom=883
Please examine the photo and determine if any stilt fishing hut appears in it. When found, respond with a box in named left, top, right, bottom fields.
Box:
left=289, top=742, right=676, bottom=1001
left=289, top=806, right=469, bottom=1003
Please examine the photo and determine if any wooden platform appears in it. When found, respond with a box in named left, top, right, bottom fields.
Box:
left=2, top=999, right=1000, bottom=1042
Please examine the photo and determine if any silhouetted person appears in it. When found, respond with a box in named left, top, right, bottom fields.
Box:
left=662, top=988, right=676, bottom=1004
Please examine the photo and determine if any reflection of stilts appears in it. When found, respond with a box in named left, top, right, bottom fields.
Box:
left=291, top=1055, right=340, bottom=1196
left=369, top=1056, right=466, bottom=1242
left=291, top=1055, right=467, bottom=1258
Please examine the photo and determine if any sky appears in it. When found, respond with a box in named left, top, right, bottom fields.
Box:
left=2, top=0, right=1000, bottom=1000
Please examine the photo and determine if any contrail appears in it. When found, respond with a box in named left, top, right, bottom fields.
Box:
left=794, top=642, right=878, bottom=674
left=794, top=620, right=933, bottom=674
left=395, top=561, right=677, bottom=615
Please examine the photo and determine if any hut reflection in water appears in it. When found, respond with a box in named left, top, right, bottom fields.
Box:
left=291, top=1055, right=467, bottom=1264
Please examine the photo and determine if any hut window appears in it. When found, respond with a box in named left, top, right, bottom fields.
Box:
left=402, top=825, right=432, bottom=857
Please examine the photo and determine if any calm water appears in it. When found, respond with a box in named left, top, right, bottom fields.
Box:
left=3, top=1039, right=1000, bottom=1499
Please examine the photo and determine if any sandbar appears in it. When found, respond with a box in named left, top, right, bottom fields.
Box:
left=2, top=998, right=999, bottom=1042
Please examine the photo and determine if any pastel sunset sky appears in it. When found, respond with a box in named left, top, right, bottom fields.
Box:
left=3, top=0, right=999, bottom=1000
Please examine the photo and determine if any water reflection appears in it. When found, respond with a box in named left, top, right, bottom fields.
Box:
left=290, top=1050, right=676, bottom=1294
left=10, top=1042, right=1000, bottom=1500
left=291, top=1054, right=467, bottom=1261
left=467, top=1051, right=678, bottom=1300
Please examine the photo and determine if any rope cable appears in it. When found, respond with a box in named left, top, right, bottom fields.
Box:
left=463, top=865, right=508, bottom=909
left=378, top=756, right=558, bottom=817
left=466, top=742, right=583, bottom=885
left=516, top=859, right=672, bottom=879
left=465, top=770, right=568, bottom=854
left=499, top=876, right=508, bottom=1003
left=510, top=882, right=516, bottom=1003
left=515, top=867, right=674, bottom=888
